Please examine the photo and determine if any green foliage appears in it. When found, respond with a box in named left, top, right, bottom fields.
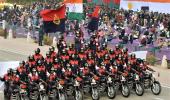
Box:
left=0, top=28, right=5, bottom=36
left=43, top=35, right=53, bottom=46
left=146, top=54, right=157, bottom=66
left=168, top=63, right=170, bottom=69
left=167, top=60, right=170, bottom=69
left=6, top=0, right=38, bottom=5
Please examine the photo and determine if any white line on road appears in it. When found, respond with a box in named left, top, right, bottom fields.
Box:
left=154, top=98, right=164, bottom=100
left=162, top=83, right=170, bottom=89
left=162, top=85, right=170, bottom=89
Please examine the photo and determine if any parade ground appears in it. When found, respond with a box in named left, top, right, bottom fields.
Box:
left=0, top=37, right=170, bottom=100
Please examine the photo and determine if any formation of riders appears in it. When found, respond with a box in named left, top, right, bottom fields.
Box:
left=0, top=34, right=157, bottom=99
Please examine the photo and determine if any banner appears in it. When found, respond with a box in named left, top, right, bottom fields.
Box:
left=0, top=61, right=19, bottom=91
left=129, top=51, right=148, bottom=60
left=120, top=0, right=170, bottom=13
left=40, top=4, right=66, bottom=33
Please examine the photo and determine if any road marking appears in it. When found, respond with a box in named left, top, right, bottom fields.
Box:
left=162, top=85, right=170, bottom=89
left=162, top=83, right=170, bottom=89
left=0, top=49, right=28, bottom=56
left=154, top=98, right=164, bottom=100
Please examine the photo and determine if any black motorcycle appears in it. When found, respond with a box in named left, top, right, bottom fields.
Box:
left=57, top=79, right=67, bottom=100
left=9, top=82, right=20, bottom=100
left=106, top=75, right=116, bottom=99
left=120, top=74, right=130, bottom=97
left=48, top=81, right=57, bottom=100
left=29, top=83, right=39, bottom=100
left=142, top=71, right=161, bottom=95
left=39, top=82, right=46, bottom=100
left=74, top=77, right=83, bottom=100
left=19, top=83, right=28, bottom=100
left=127, top=73, right=144, bottom=96
left=91, top=75, right=100, bottom=100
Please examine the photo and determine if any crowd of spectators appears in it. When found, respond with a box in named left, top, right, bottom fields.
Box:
left=0, top=1, right=170, bottom=49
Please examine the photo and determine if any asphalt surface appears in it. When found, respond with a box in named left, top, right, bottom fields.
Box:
left=0, top=50, right=170, bottom=100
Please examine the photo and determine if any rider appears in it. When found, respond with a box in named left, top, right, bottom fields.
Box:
left=129, top=53, right=137, bottom=70
left=33, top=48, right=43, bottom=61
left=97, top=62, right=108, bottom=77
left=60, top=49, right=70, bottom=68
left=0, top=68, right=13, bottom=99
left=84, top=43, right=93, bottom=55
left=47, top=68, right=57, bottom=93
left=17, top=61, right=28, bottom=82
left=103, top=54, right=111, bottom=71
left=64, top=64, right=73, bottom=80
left=114, top=44, right=122, bottom=59
left=9, top=69, right=20, bottom=96
left=36, top=60, right=47, bottom=82
left=68, top=44, right=76, bottom=57
left=44, top=51, right=53, bottom=72
left=96, top=47, right=103, bottom=66
left=109, top=49, right=116, bottom=64
left=78, top=47, right=87, bottom=68
left=57, top=35, right=67, bottom=54
left=70, top=54, right=79, bottom=74
left=28, top=68, right=39, bottom=95
left=122, top=47, right=129, bottom=64
left=86, top=53, right=95, bottom=73
left=49, top=46, right=57, bottom=59
left=26, top=55, right=36, bottom=73
left=53, top=58, right=62, bottom=78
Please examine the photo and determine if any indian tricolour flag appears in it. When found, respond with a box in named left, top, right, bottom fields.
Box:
left=65, top=0, right=84, bottom=21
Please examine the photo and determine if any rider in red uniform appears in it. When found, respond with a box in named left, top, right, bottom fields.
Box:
left=49, top=46, right=57, bottom=59
left=26, top=55, right=36, bottom=73
left=36, top=60, right=47, bottom=81
left=33, top=48, right=43, bottom=61
left=17, top=61, right=27, bottom=82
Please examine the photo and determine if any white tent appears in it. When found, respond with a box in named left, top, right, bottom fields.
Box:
left=120, top=0, right=170, bottom=14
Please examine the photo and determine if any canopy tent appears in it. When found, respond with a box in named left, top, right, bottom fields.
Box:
left=120, top=0, right=170, bottom=13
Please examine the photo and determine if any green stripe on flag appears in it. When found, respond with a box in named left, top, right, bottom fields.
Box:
left=67, top=12, right=84, bottom=21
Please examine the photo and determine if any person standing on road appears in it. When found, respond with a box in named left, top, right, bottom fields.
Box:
left=38, top=24, right=44, bottom=46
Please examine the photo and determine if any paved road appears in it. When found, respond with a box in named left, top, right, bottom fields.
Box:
left=0, top=50, right=170, bottom=100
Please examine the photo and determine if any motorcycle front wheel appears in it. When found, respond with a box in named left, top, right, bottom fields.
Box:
left=58, top=93, right=66, bottom=100
left=107, top=86, right=116, bottom=99
left=121, top=84, right=130, bottom=97
left=91, top=88, right=99, bottom=100
left=75, top=90, right=83, bottom=100
left=151, top=81, right=161, bottom=95
left=135, top=83, right=144, bottom=96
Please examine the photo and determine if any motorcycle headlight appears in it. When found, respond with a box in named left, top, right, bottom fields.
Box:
left=40, top=84, right=44, bottom=90
left=121, top=76, right=126, bottom=81
left=92, top=78, right=96, bottom=83
left=135, top=74, right=139, bottom=80
left=108, top=77, right=112, bottom=82
left=75, top=80, right=80, bottom=86
left=58, top=83, right=63, bottom=89
left=20, top=89, right=26, bottom=93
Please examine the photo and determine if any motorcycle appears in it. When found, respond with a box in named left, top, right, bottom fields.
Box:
left=106, top=75, right=116, bottom=99
left=29, top=83, right=39, bottom=100
left=127, top=73, right=144, bottom=96
left=9, top=81, right=20, bottom=100
left=91, top=75, right=100, bottom=100
left=48, top=81, right=57, bottom=100
left=98, top=75, right=107, bottom=93
left=65, top=78, right=74, bottom=96
left=57, top=79, right=67, bottom=100
left=120, top=74, right=130, bottom=97
left=82, top=76, right=91, bottom=94
left=74, top=77, right=83, bottom=100
left=39, top=82, right=46, bottom=100
left=143, top=71, right=161, bottom=95
left=19, top=83, right=28, bottom=100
